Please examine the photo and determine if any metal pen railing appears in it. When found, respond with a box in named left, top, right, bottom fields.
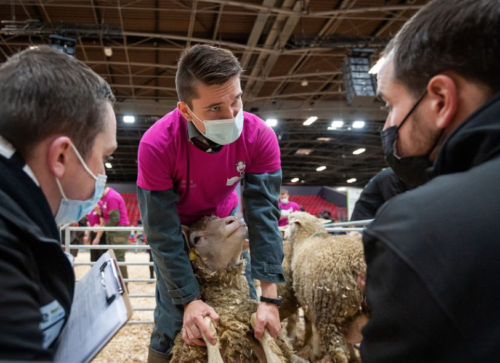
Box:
left=324, top=218, right=373, bottom=233
left=60, top=225, right=154, bottom=324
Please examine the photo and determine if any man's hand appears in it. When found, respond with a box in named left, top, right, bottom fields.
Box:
left=182, top=300, right=219, bottom=347
left=254, top=302, right=281, bottom=339
left=254, top=281, right=281, bottom=339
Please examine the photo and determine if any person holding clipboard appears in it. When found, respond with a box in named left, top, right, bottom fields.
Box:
left=0, top=46, right=117, bottom=361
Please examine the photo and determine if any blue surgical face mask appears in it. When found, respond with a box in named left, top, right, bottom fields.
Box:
left=54, top=143, right=107, bottom=226
left=281, top=198, right=289, bottom=204
left=188, top=106, right=244, bottom=145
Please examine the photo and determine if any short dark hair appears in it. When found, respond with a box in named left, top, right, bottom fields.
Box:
left=387, top=0, right=500, bottom=97
left=0, top=46, right=115, bottom=160
left=176, top=44, right=243, bottom=107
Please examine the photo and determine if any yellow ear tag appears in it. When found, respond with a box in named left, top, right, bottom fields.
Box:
left=189, top=248, right=196, bottom=261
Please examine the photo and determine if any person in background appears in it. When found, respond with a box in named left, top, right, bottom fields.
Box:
left=86, top=203, right=107, bottom=262
left=317, top=209, right=332, bottom=220
left=0, top=46, right=116, bottom=360
left=278, top=189, right=301, bottom=227
left=61, top=217, right=88, bottom=258
left=361, top=1, right=500, bottom=361
left=350, top=168, right=409, bottom=221
left=101, top=186, right=130, bottom=280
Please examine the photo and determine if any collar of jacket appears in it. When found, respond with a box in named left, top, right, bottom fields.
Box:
left=431, top=91, right=500, bottom=177
left=186, top=119, right=223, bottom=153
left=0, top=150, right=60, bottom=243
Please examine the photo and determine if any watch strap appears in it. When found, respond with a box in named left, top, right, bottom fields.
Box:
left=259, top=295, right=283, bottom=307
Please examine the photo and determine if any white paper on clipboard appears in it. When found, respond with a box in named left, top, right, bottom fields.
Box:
left=54, top=250, right=132, bottom=363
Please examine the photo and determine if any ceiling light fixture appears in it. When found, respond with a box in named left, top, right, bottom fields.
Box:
left=105, top=162, right=113, bottom=169
left=303, top=116, right=318, bottom=126
left=352, top=121, right=365, bottom=129
left=123, top=115, right=135, bottom=123
left=353, top=148, right=366, bottom=155
left=104, top=46, right=113, bottom=57
left=265, top=118, right=278, bottom=127
left=316, top=166, right=327, bottom=172
left=295, top=148, right=313, bottom=155
left=347, top=178, right=357, bottom=183
left=291, top=177, right=300, bottom=183
left=331, top=120, right=344, bottom=129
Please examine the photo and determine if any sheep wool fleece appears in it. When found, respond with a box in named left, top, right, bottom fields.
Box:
left=137, top=109, right=281, bottom=225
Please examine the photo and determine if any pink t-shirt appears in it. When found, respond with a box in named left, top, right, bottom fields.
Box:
left=137, top=109, right=281, bottom=225
left=278, top=201, right=301, bottom=227
left=100, top=188, right=130, bottom=226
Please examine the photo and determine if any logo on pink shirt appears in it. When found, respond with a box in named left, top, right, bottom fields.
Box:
left=227, top=161, right=246, bottom=186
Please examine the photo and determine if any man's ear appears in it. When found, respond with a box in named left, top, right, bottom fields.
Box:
left=427, top=75, right=458, bottom=130
left=46, top=136, right=72, bottom=179
left=177, top=102, right=192, bottom=121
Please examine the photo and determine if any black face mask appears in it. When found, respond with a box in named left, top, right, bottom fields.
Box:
left=380, top=91, right=443, bottom=187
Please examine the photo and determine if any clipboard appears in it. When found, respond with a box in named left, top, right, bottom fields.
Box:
left=54, top=250, right=133, bottom=363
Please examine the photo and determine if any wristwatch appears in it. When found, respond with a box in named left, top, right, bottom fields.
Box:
left=259, top=295, right=283, bottom=307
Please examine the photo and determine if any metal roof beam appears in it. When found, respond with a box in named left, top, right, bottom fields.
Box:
left=244, top=0, right=304, bottom=100
left=12, top=1, right=424, bottom=18
left=117, top=0, right=135, bottom=99
left=239, top=0, right=276, bottom=70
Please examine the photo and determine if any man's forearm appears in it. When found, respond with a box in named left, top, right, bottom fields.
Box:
left=260, top=281, right=278, bottom=298
left=138, top=186, right=200, bottom=305
left=243, top=170, right=285, bottom=284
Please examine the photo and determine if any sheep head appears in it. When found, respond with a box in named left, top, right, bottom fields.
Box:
left=284, top=211, right=326, bottom=242
left=182, top=215, right=247, bottom=273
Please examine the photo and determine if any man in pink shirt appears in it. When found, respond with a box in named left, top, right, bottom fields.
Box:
left=86, top=202, right=106, bottom=262
left=137, top=44, right=284, bottom=362
left=278, top=189, right=302, bottom=227
left=100, top=186, right=130, bottom=279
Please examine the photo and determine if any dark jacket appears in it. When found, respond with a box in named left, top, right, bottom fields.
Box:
left=351, top=168, right=408, bottom=221
left=0, top=148, right=74, bottom=361
left=360, top=92, right=500, bottom=363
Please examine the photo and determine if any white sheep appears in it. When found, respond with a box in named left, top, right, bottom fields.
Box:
left=169, top=215, right=307, bottom=363
left=284, top=212, right=369, bottom=363
left=278, top=239, right=310, bottom=346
